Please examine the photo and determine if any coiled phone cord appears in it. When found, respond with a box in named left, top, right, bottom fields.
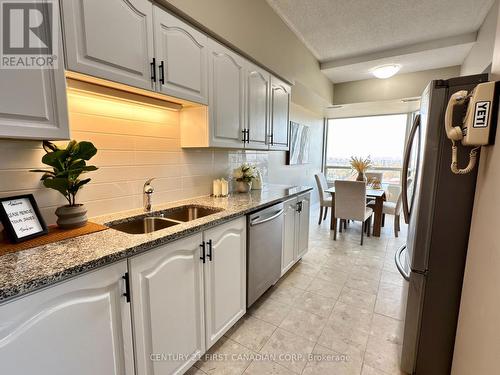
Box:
left=451, top=140, right=480, bottom=175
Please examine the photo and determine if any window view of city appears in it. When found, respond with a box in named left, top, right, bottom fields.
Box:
left=326, top=114, right=408, bottom=185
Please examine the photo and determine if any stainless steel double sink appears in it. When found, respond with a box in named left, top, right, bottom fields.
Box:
left=107, top=205, right=223, bottom=234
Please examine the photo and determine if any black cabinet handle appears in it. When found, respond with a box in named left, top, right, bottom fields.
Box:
left=122, top=273, right=131, bottom=303
left=207, top=239, right=213, bottom=261
left=242, top=129, right=246, bottom=143
left=200, top=242, right=206, bottom=263
left=150, top=58, right=156, bottom=83
left=159, top=61, right=165, bottom=84
left=246, top=129, right=250, bottom=143
left=270, top=133, right=274, bottom=145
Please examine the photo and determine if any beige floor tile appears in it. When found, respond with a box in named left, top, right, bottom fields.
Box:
left=249, top=297, right=291, bottom=326
left=316, top=266, right=349, bottom=285
left=260, top=328, right=315, bottom=374
left=378, top=283, right=404, bottom=300
left=345, top=275, right=380, bottom=294
left=266, top=283, right=305, bottom=306
left=369, top=314, right=404, bottom=346
left=278, top=271, right=314, bottom=290
left=243, top=360, right=295, bottom=375
left=226, top=315, right=277, bottom=351
left=185, top=366, right=207, bottom=375
left=361, top=364, right=390, bottom=375
left=317, top=302, right=372, bottom=353
left=293, top=291, right=336, bottom=318
left=279, top=307, right=327, bottom=342
left=291, top=261, right=321, bottom=277
left=380, top=271, right=404, bottom=287
left=364, top=336, right=402, bottom=374
left=196, top=337, right=255, bottom=375
left=306, top=277, right=343, bottom=299
left=374, top=295, right=406, bottom=320
left=339, top=287, right=377, bottom=310
left=302, top=344, right=363, bottom=375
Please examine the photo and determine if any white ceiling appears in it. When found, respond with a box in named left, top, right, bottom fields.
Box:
left=267, top=0, right=494, bottom=82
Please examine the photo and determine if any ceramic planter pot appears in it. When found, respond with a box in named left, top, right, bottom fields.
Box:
left=356, top=172, right=367, bottom=182
left=236, top=181, right=252, bottom=193
left=55, top=204, right=88, bottom=229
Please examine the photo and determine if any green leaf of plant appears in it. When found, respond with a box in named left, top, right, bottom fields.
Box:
left=43, top=178, right=69, bottom=197
left=75, top=178, right=91, bottom=189
left=42, top=141, right=59, bottom=153
left=42, top=150, right=67, bottom=168
left=74, top=141, right=97, bottom=160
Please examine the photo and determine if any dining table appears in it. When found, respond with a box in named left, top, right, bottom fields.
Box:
left=325, top=186, right=387, bottom=237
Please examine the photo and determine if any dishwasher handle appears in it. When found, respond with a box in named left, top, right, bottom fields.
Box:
left=250, top=209, right=284, bottom=226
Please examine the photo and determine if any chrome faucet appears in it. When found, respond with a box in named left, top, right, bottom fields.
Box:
left=143, top=178, right=155, bottom=212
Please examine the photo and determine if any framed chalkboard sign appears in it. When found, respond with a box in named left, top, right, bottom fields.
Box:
left=0, top=194, right=48, bottom=243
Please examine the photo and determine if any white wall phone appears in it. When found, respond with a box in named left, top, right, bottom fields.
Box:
left=445, top=81, right=498, bottom=174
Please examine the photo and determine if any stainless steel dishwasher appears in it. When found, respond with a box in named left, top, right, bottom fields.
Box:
left=247, top=202, right=284, bottom=307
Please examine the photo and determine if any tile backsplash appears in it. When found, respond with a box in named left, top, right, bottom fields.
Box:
left=0, top=85, right=269, bottom=225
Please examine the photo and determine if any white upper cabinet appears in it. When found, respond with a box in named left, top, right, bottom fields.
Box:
left=61, top=0, right=155, bottom=91
left=270, top=76, right=291, bottom=150
left=245, top=63, right=270, bottom=150
left=0, top=0, right=69, bottom=140
left=0, top=261, right=134, bottom=375
left=203, top=217, right=246, bottom=349
left=129, top=233, right=205, bottom=375
left=153, top=7, right=208, bottom=104
left=207, top=39, right=246, bottom=148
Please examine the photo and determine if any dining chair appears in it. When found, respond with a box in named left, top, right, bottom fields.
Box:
left=333, top=180, right=373, bottom=245
left=382, top=178, right=413, bottom=237
left=314, top=173, right=333, bottom=224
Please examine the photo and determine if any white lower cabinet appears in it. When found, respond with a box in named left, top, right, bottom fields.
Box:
left=129, top=233, right=206, bottom=375
left=129, top=216, right=246, bottom=374
left=203, top=217, right=246, bottom=349
left=0, top=261, right=134, bottom=375
left=282, top=192, right=311, bottom=275
left=0, top=216, right=247, bottom=375
left=282, top=197, right=298, bottom=275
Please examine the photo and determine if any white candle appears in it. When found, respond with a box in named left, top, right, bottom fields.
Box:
left=213, top=179, right=222, bottom=197
left=221, top=179, right=228, bottom=196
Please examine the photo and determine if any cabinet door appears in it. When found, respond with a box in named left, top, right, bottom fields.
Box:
left=207, top=39, right=246, bottom=148
left=0, top=261, right=134, bottom=375
left=0, top=0, right=69, bottom=140
left=129, top=233, right=205, bottom=375
left=154, top=7, right=208, bottom=104
left=61, top=0, right=155, bottom=91
left=246, top=63, right=270, bottom=150
left=204, top=217, right=246, bottom=349
left=297, top=193, right=311, bottom=259
left=270, top=76, right=291, bottom=150
left=282, top=198, right=297, bottom=275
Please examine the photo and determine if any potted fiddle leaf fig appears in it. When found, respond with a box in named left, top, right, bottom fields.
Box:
left=31, top=140, right=98, bottom=229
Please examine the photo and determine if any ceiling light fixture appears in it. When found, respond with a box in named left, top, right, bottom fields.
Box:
left=372, top=64, right=401, bottom=79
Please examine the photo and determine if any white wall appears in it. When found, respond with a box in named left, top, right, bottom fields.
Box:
left=452, top=1, right=500, bottom=374
left=268, top=103, right=324, bottom=204
left=332, top=66, right=461, bottom=105
left=0, top=83, right=267, bottom=224
left=460, top=0, right=499, bottom=76
left=159, top=0, right=332, bottom=115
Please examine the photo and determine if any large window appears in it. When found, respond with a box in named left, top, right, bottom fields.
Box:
left=325, top=114, right=408, bottom=185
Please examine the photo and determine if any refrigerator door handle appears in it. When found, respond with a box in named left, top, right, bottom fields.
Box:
left=395, top=244, right=410, bottom=281
left=402, top=114, right=420, bottom=224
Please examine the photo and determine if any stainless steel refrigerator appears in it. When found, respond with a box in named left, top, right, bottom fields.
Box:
left=396, top=74, right=489, bottom=375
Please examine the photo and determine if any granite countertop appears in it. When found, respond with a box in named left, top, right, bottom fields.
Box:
left=0, top=184, right=312, bottom=303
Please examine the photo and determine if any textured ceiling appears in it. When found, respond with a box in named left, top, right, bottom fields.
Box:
left=266, top=0, right=494, bottom=62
